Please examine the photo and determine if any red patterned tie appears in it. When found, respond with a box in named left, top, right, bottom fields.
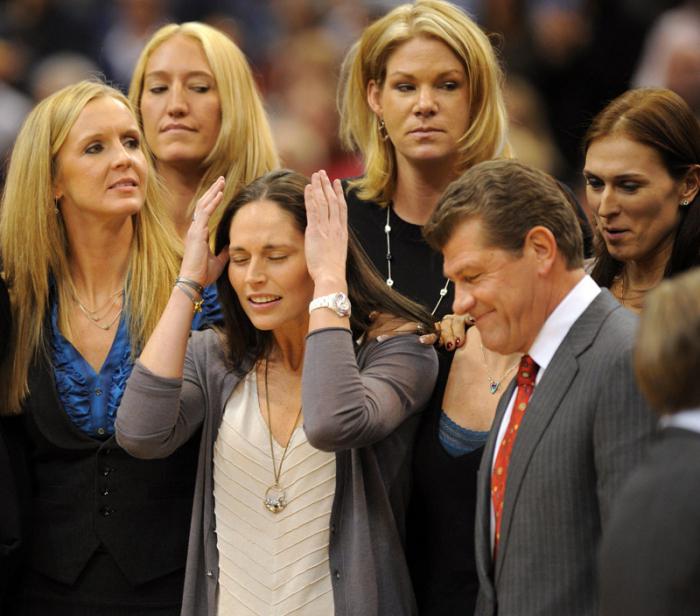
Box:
left=491, top=354, right=539, bottom=553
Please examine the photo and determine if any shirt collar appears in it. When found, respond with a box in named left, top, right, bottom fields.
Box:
left=660, top=408, right=700, bottom=433
left=528, top=274, right=601, bottom=377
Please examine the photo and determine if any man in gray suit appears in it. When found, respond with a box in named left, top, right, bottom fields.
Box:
left=423, top=159, right=656, bottom=616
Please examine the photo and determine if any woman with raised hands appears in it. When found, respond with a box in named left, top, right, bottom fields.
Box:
left=129, top=21, right=279, bottom=327
left=0, top=80, right=207, bottom=614
left=116, top=169, right=438, bottom=616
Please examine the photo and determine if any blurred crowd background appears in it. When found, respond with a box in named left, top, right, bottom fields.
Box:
left=1, top=0, right=699, bottom=197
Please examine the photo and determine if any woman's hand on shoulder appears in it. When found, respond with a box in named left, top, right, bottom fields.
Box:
left=419, top=313, right=472, bottom=350
left=304, top=170, right=348, bottom=291
left=180, top=177, right=229, bottom=287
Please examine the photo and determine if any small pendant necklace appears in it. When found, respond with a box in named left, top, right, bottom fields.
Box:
left=385, top=205, right=450, bottom=317
left=73, top=288, right=124, bottom=331
left=480, top=344, right=520, bottom=395
left=262, top=358, right=302, bottom=514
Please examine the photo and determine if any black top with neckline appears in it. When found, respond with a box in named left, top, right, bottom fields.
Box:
left=344, top=183, right=454, bottom=320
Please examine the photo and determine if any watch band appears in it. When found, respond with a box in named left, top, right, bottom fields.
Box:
left=308, top=292, right=351, bottom=317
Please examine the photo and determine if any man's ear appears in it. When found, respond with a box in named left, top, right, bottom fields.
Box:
left=524, top=226, right=557, bottom=275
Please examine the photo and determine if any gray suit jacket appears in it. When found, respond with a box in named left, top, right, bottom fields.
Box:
left=599, top=427, right=700, bottom=616
left=474, top=290, right=656, bottom=616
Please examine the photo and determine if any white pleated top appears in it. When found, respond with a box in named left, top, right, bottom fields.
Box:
left=213, top=371, right=336, bottom=615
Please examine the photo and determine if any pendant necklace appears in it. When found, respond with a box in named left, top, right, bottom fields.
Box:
left=262, top=358, right=302, bottom=514
left=73, top=288, right=124, bottom=331
left=481, top=344, right=520, bottom=395
left=385, top=205, right=450, bottom=316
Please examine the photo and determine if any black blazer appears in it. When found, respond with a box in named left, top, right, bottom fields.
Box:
left=600, top=426, right=700, bottom=616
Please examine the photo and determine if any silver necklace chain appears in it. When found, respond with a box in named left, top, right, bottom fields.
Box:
left=384, top=205, right=450, bottom=316
left=480, top=343, right=520, bottom=395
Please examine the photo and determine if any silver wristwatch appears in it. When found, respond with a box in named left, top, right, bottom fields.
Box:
left=308, top=292, right=352, bottom=317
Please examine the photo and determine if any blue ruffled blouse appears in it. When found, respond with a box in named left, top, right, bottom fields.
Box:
left=51, top=284, right=222, bottom=439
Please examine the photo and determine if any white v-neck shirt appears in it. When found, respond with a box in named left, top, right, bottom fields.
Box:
left=213, top=370, right=336, bottom=615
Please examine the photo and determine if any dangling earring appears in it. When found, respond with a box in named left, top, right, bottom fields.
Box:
left=680, top=199, right=690, bottom=207
left=378, top=117, right=389, bottom=142
left=54, top=197, right=60, bottom=214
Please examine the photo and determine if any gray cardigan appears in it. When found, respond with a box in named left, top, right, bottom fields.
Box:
left=116, top=327, right=437, bottom=616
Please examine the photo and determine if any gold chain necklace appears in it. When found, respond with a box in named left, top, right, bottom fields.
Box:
left=73, top=288, right=124, bottom=331
left=262, top=358, right=303, bottom=514
left=480, top=344, right=520, bottom=395
left=616, top=272, right=651, bottom=311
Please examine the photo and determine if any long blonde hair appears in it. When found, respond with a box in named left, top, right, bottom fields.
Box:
left=0, top=80, right=181, bottom=415
left=129, top=22, right=279, bottom=229
left=339, top=0, right=510, bottom=206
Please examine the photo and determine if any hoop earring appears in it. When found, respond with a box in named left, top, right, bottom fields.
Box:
left=378, top=118, right=389, bottom=142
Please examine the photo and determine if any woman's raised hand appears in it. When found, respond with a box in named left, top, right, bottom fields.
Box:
left=304, top=170, right=348, bottom=288
left=179, top=176, right=229, bottom=287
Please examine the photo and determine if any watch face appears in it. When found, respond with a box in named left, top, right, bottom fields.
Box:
left=335, top=293, right=351, bottom=316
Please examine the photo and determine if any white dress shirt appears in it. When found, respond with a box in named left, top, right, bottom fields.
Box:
left=490, top=274, right=602, bottom=547
left=661, top=408, right=700, bottom=434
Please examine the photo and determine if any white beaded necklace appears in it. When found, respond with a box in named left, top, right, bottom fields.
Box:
left=384, top=204, right=450, bottom=316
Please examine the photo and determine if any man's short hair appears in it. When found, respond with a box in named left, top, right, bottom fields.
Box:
left=424, top=159, right=584, bottom=269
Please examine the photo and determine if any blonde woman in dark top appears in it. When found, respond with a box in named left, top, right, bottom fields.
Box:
left=0, top=80, right=203, bottom=614
left=339, top=0, right=509, bottom=323
left=337, top=2, right=519, bottom=612
left=116, top=169, right=438, bottom=615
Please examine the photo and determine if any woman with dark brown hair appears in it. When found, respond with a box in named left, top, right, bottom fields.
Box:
left=116, top=169, right=438, bottom=616
left=583, top=87, right=700, bottom=312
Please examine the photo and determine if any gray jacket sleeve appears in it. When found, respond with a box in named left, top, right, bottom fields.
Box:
left=301, top=327, right=438, bottom=452
left=115, top=339, right=207, bottom=459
